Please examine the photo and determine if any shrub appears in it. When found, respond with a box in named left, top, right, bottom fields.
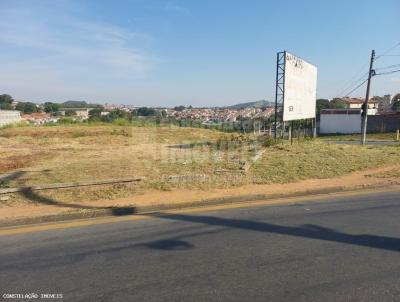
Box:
left=112, top=118, right=130, bottom=126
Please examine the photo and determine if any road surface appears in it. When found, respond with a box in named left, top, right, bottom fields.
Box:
left=1, top=190, right=400, bottom=301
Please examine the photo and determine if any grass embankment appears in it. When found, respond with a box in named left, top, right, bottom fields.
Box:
left=250, top=141, right=399, bottom=183
left=0, top=124, right=399, bottom=207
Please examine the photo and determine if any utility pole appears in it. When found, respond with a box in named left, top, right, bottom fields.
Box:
left=361, top=50, right=375, bottom=145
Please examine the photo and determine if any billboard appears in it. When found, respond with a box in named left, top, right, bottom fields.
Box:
left=283, top=52, right=317, bottom=121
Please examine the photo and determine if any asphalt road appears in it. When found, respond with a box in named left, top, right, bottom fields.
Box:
left=1, top=190, right=400, bottom=302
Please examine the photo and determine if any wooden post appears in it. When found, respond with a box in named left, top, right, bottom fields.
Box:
left=312, top=118, right=317, bottom=138
left=396, top=129, right=399, bottom=141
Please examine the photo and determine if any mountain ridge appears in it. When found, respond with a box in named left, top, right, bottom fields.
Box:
left=226, top=99, right=274, bottom=109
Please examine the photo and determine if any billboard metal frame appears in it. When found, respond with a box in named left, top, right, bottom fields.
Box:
left=274, top=51, right=286, bottom=139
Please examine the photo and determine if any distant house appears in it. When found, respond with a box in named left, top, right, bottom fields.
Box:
left=11, top=101, right=19, bottom=110
left=59, top=108, right=91, bottom=120
left=0, top=110, right=22, bottom=127
left=22, top=112, right=58, bottom=125
left=341, top=97, right=378, bottom=115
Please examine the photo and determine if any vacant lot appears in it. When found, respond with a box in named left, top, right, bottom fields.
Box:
left=0, top=124, right=256, bottom=198
left=0, top=124, right=399, bottom=206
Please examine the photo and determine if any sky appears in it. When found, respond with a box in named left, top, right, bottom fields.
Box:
left=0, top=0, right=399, bottom=107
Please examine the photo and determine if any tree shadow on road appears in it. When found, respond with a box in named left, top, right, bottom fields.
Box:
left=148, top=212, right=400, bottom=253
left=3, top=208, right=400, bottom=271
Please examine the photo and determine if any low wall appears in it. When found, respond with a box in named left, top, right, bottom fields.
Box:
left=367, top=114, right=400, bottom=133
left=320, top=113, right=361, bottom=134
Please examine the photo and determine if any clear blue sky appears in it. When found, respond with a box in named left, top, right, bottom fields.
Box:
left=0, top=0, right=399, bottom=107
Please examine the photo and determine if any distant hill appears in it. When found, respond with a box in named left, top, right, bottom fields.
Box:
left=227, top=100, right=274, bottom=109
left=61, top=100, right=102, bottom=108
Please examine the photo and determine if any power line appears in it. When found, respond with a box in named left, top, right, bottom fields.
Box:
left=375, top=41, right=400, bottom=60
left=337, top=72, right=369, bottom=97
left=375, top=63, right=400, bottom=71
left=375, top=69, right=400, bottom=76
left=337, top=42, right=400, bottom=96
left=343, top=78, right=368, bottom=96
left=335, top=62, right=370, bottom=97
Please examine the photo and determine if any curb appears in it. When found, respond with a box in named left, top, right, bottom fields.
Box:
left=1, top=182, right=399, bottom=228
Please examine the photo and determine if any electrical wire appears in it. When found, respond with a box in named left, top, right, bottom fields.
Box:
left=342, top=78, right=368, bottom=96
left=335, top=63, right=370, bottom=97
left=375, top=42, right=400, bottom=60
left=374, top=69, right=400, bottom=76
left=337, top=71, right=369, bottom=97
left=331, top=42, right=399, bottom=99
left=374, top=63, right=400, bottom=71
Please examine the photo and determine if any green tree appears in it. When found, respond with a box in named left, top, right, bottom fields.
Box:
left=0, top=94, right=13, bottom=110
left=65, top=110, right=77, bottom=116
left=43, top=102, right=60, bottom=113
left=330, top=98, right=346, bottom=109
left=392, top=101, right=400, bottom=112
left=102, top=109, right=131, bottom=122
left=16, top=102, right=38, bottom=114
left=136, top=107, right=156, bottom=116
left=89, top=108, right=103, bottom=119
left=173, top=105, right=186, bottom=111
left=316, top=99, right=330, bottom=114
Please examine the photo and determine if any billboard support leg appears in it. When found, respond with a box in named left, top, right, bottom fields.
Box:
left=274, top=51, right=285, bottom=140
left=312, top=118, right=317, bottom=138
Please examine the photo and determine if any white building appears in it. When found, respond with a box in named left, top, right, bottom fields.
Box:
left=0, top=110, right=22, bottom=127
left=319, top=109, right=361, bottom=134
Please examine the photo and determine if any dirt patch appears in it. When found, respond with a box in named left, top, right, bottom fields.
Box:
left=0, top=153, right=44, bottom=174
left=365, top=167, right=400, bottom=179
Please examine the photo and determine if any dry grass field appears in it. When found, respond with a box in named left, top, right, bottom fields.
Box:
left=0, top=124, right=399, bottom=206
left=0, top=124, right=256, bottom=197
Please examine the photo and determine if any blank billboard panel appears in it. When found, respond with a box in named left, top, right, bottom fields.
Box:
left=283, top=52, right=317, bottom=121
